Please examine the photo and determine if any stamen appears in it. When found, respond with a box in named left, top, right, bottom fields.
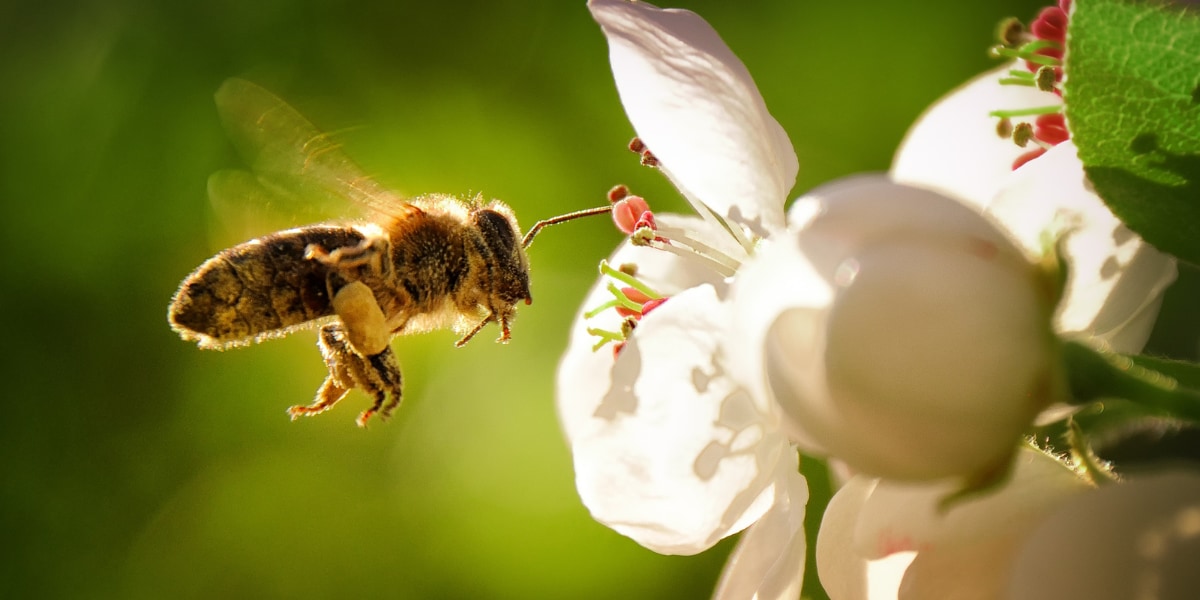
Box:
left=627, top=137, right=659, bottom=167
left=620, top=316, right=638, bottom=338
left=615, top=287, right=654, bottom=317
left=703, top=201, right=757, bottom=256
left=640, top=298, right=667, bottom=316
left=587, top=326, right=625, bottom=351
left=655, top=224, right=745, bottom=272
left=612, top=195, right=653, bottom=234
left=1013, top=147, right=1049, bottom=170
left=584, top=299, right=621, bottom=319
left=1035, top=66, right=1059, bottom=92
left=599, top=260, right=662, bottom=299
left=621, top=139, right=757, bottom=258
left=997, top=77, right=1038, bottom=87
left=1012, top=122, right=1035, bottom=147
left=995, top=17, right=1027, bottom=48
left=632, top=211, right=659, bottom=235
left=608, top=184, right=630, bottom=203
left=989, top=105, right=1063, bottom=118
left=988, top=44, right=1062, bottom=66
left=1034, top=113, right=1069, bottom=145
left=990, top=2, right=1072, bottom=172
left=604, top=282, right=648, bottom=313
left=996, top=117, right=1014, bottom=139
left=1016, top=39, right=1064, bottom=55
left=638, top=237, right=738, bottom=278
left=1030, top=5, right=1069, bottom=43
left=630, top=226, right=660, bottom=247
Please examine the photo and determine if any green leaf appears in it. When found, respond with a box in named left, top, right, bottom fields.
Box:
left=1062, top=341, right=1200, bottom=424
left=1065, top=0, right=1200, bottom=265
left=1130, top=353, right=1200, bottom=389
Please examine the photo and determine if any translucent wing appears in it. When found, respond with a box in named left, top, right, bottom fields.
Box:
left=206, top=168, right=338, bottom=246
left=213, top=78, right=413, bottom=224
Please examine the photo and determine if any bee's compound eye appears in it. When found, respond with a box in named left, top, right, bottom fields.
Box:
left=474, top=209, right=518, bottom=257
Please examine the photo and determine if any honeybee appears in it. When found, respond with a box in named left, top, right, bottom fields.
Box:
left=169, top=78, right=609, bottom=427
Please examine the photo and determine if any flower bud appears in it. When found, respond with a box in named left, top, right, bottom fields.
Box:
left=732, top=177, right=1060, bottom=481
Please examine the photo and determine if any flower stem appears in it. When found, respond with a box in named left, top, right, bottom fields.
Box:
left=1062, top=341, right=1200, bottom=424
left=1066, top=420, right=1119, bottom=485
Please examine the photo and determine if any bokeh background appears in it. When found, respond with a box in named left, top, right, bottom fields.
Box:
left=4, top=0, right=1197, bottom=598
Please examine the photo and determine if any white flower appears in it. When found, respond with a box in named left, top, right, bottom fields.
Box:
left=813, top=55, right=1185, bottom=600
left=558, top=2, right=807, bottom=597
left=561, top=4, right=1084, bottom=597
left=891, top=64, right=1177, bottom=354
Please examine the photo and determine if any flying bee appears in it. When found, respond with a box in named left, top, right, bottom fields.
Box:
left=169, top=78, right=610, bottom=427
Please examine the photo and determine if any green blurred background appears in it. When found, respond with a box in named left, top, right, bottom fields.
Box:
left=4, top=0, right=1195, bottom=598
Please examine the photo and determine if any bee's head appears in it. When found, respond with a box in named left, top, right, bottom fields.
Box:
left=471, top=202, right=533, bottom=307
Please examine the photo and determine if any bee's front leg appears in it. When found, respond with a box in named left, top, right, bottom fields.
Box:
left=287, top=322, right=403, bottom=427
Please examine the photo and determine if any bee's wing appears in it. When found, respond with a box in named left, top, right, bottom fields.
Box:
left=213, top=78, right=417, bottom=225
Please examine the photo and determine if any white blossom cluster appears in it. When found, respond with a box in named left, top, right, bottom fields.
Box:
left=557, top=1, right=1195, bottom=598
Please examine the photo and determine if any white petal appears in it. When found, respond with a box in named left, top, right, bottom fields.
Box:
left=1008, top=471, right=1200, bottom=600
left=714, top=464, right=808, bottom=600
left=589, top=0, right=796, bottom=235
left=816, top=476, right=914, bottom=600
left=567, top=284, right=788, bottom=554
left=989, top=141, right=1177, bottom=352
left=898, top=532, right=1023, bottom=600
left=727, top=219, right=834, bottom=453
left=851, top=448, right=1088, bottom=557
left=891, top=63, right=1061, bottom=209
left=818, top=449, right=1087, bottom=600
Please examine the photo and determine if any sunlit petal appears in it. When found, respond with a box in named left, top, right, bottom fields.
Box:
left=566, top=284, right=787, bottom=554
left=852, top=448, right=1087, bottom=557
left=558, top=215, right=734, bottom=442
left=988, top=141, right=1177, bottom=352
left=714, top=465, right=808, bottom=600
left=819, top=449, right=1088, bottom=600
left=589, top=0, right=796, bottom=234
left=816, top=477, right=914, bottom=600
left=727, top=218, right=833, bottom=453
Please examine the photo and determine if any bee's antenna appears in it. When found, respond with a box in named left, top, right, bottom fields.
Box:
left=522, top=205, right=613, bottom=249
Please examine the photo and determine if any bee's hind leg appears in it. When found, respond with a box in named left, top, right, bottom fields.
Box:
left=287, top=322, right=403, bottom=427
